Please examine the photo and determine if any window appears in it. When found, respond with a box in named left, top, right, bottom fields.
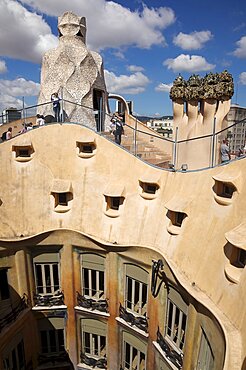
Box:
left=81, top=254, right=105, bottom=300
left=122, top=332, right=146, bottom=370
left=174, top=212, right=186, bottom=227
left=40, top=329, right=64, bottom=354
left=51, top=180, right=73, bottom=213
left=166, top=299, right=186, bottom=351
left=212, top=176, right=238, bottom=205
left=238, top=249, right=246, bottom=267
left=76, top=139, right=97, bottom=158
left=3, top=340, right=25, bottom=370
left=38, top=317, right=65, bottom=355
left=105, top=196, right=124, bottom=211
left=165, top=288, right=188, bottom=353
left=125, top=265, right=148, bottom=316
left=12, top=144, right=34, bottom=162
left=0, top=269, right=9, bottom=300
left=34, top=253, right=60, bottom=295
left=140, top=182, right=159, bottom=195
left=196, top=329, right=214, bottom=370
left=81, top=319, right=106, bottom=360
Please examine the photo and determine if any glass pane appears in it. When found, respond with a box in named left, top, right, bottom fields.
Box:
left=49, top=330, right=56, bottom=352
left=180, top=313, right=187, bottom=349
left=83, top=269, right=89, bottom=296
left=92, top=333, right=98, bottom=355
left=126, top=277, right=132, bottom=309
left=167, top=301, right=173, bottom=336
left=99, top=271, right=104, bottom=298
left=17, top=341, right=25, bottom=368
left=134, top=281, right=140, bottom=311
left=11, top=350, right=17, bottom=370
left=142, top=284, right=147, bottom=314
left=124, top=342, right=131, bottom=369
left=36, top=265, right=43, bottom=294
left=41, top=331, right=48, bottom=353
left=140, top=351, right=146, bottom=370
left=57, top=329, right=64, bottom=352
left=53, top=264, right=59, bottom=291
left=84, top=332, right=90, bottom=354
left=44, top=265, right=51, bottom=293
left=100, top=335, right=106, bottom=356
left=173, top=307, right=180, bottom=343
left=132, top=347, right=138, bottom=369
left=91, top=269, right=97, bottom=296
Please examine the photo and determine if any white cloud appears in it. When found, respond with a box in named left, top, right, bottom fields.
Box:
left=239, top=72, right=246, bottom=84
left=0, top=60, right=7, bottom=74
left=155, top=83, right=172, bottom=92
left=104, top=70, right=150, bottom=94
left=164, top=54, right=215, bottom=73
left=127, top=65, right=144, bottom=72
left=233, top=36, right=246, bottom=58
left=173, top=31, right=213, bottom=50
left=0, top=0, right=57, bottom=63
left=20, top=0, right=175, bottom=50
left=0, top=77, right=40, bottom=112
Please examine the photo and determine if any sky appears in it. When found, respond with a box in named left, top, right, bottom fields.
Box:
left=0, top=0, right=246, bottom=116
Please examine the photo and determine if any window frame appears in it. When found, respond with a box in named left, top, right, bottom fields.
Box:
left=80, top=319, right=107, bottom=361
left=121, top=331, right=146, bottom=370
left=81, top=253, right=105, bottom=300
left=33, top=253, right=60, bottom=296
left=124, top=264, right=148, bottom=317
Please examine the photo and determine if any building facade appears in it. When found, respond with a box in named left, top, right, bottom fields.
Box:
left=0, top=123, right=245, bottom=370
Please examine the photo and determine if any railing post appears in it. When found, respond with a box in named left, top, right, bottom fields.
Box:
left=211, top=117, right=216, bottom=167
left=134, top=115, right=137, bottom=156
left=22, top=96, right=26, bottom=128
left=172, top=126, right=178, bottom=170
left=61, top=87, right=64, bottom=123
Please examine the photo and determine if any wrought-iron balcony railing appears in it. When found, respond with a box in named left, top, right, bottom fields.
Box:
left=80, top=352, right=107, bottom=369
left=77, top=291, right=108, bottom=313
left=38, top=351, right=70, bottom=366
left=119, top=303, right=148, bottom=333
left=33, top=291, right=64, bottom=307
left=157, top=328, right=183, bottom=369
left=0, top=294, right=28, bottom=332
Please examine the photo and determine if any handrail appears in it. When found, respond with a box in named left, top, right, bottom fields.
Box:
left=1, top=98, right=245, bottom=172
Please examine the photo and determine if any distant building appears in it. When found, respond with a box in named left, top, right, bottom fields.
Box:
left=2, top=107, right=21, bottom=124
left=225, top=104, right=246, bottom=153
left=147, top=116, right=173, bottom=138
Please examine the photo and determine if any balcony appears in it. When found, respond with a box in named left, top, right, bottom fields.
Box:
left=33, top=291, right=65, bottom=308
left=156, top=328, right=183, bottom=369
left=80, top=352, right=107, bottom=369
left=119, top=303, right=148, bottom=333
left=76, top=291, right=108, bottom=313
left=0, top=294, right=28, bottom=333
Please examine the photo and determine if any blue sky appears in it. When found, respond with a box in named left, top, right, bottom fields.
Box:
left=0, top=0, right=245, bottom=116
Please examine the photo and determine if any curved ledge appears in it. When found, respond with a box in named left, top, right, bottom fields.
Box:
left=213, top=193, right=233, bottom=206
left=54, top=205, right=71, bottom=213
left=167, top=224, right=181, bottom=235
left=224, top=263, right=243, bottom=284
left=77, top=151, right=96, bottom=158
left=140, top=192, right=158, bottom=200
left=104, top=209, right=120, bottom=218
left=14, top=156, right=33, bottom=162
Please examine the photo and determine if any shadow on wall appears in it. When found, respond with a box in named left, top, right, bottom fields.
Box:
left=0, top=282, right=74, bottom=370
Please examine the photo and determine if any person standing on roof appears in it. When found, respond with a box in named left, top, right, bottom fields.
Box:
left=220, top=139, right=231, bottom=163
left=51, top=92, right=61, bottom=122
left=114, top=114, right=124, bottom=145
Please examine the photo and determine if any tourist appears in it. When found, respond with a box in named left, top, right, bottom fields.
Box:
left=51, top=92, right=61, bottom=122
left=6, top=127, right=12, bottom=140
left=220, top=139, right=231, bottom=163
left=19, top=123, right=27, bottom=134
left=114, top=114, right=124, bottom=145
left=36, top=114, right=45, bottom=126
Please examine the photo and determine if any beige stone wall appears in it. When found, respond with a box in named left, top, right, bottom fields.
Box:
left=0, top=124, right=245, bottom=368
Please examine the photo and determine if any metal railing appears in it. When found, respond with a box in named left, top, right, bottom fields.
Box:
left=1, top=98, right=245, bottom=172
left=0, top=294, right=28, bottom=332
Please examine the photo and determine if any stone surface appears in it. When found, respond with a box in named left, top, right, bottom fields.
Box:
left=38, top=12, right=107, bottom=129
